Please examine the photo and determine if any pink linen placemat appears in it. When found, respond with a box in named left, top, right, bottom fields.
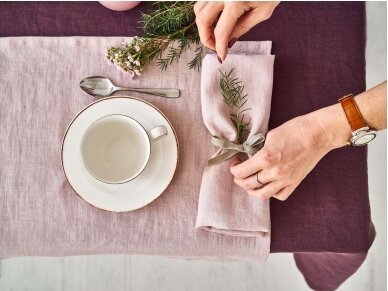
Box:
left=0, top=37, right=271, bottom=262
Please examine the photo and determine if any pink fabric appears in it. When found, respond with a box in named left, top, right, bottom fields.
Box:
left=196, top=43, right=275, bottom=261
left=0, top=37, right=273, bottom=262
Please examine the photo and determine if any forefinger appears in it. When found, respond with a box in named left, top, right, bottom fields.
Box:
left=214, top=5, right=241, bottom=60
left=194, top=2, right=223, bottom=50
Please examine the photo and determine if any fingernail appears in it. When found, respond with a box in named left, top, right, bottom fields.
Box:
left=228, top=37, right=237, bottom=48
left=230, top=159, right=239, bottom=167
left=230, top=162, right=237, bottom=168
left=217, top=55, right=222, bottom=64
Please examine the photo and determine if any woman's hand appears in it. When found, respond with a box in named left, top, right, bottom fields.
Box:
left=230, top=104, right=352, bottom=201
left=194, top=1, right=280, bottom=61
left=230, top=82, right=387, bottom=201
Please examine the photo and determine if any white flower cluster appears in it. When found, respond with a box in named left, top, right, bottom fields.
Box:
left=106, top=36, right=144, bottom=78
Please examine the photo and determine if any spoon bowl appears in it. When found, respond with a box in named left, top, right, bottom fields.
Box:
left=80, top=76, right=115, bottom=97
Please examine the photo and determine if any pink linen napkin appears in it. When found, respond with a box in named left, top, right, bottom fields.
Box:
left=196, top=42, right=275, bottom=261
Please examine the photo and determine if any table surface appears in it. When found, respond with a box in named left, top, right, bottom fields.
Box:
left=0, top=1, right=375, bottom=253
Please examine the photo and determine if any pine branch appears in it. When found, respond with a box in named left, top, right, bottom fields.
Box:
left=188, top=45, right=203, bottom=71
left=107, top=1, right=203, bottom=77
left=157, top=39, right=188, bottom=70
left=219, top=68, right=249, bottom=109
left=219, top=69, right=251, bottom=143
left=231, top=110, right=251, bottom=144
left=140, top=1, right=201, bottom=71
left=141, top=2, right=196, bottom=38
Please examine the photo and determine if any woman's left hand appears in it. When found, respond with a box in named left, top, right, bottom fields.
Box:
left=230, top=106, right=351, bottom=201
left=194, top=1, right=280, bottom=61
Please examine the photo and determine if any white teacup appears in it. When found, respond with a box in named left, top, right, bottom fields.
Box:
left=81, top=114, right=167, bottom=184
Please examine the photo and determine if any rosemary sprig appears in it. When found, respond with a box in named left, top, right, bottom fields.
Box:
left=188, top=45, right=204, bottom=70
left=141, top=1, right=202, bottom=71
left=219, top=68, right=249, bottom=109
left=219, top=69, right=251, bottom=144
left=106, top=1, right=202, bottom=78
left=141, top=2, right=198, bottom=41
left=231, top=110, right=251, bottom=144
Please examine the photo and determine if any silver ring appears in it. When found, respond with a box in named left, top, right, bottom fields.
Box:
left=254, top=172, right=265, bottom=189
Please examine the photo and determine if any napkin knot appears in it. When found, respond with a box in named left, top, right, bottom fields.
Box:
left=207, top=134, right=265, bottom=167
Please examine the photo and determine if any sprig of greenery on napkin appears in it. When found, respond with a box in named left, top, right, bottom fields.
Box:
left=220, top=68, right=251, bottom=143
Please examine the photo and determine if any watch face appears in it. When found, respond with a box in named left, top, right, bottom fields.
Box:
left=353, top=133, right=376, bottom=146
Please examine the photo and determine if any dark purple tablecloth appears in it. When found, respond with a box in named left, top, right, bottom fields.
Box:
left=0, top=1, right=375, bottom=253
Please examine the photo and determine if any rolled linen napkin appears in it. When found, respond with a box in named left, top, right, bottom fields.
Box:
left=196, top=41, right=275, bottom=261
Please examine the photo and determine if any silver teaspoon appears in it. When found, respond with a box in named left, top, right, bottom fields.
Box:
left=80, top=76, right=180, bottom=98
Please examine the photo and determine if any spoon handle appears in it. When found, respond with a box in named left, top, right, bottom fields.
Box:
left=115, top=87, right=180, bottom=98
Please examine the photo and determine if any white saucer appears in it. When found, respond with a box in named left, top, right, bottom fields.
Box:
left=61, top=96, right=178, bottom=212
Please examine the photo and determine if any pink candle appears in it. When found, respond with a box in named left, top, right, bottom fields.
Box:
left=99, top=1, right=141, bottom=12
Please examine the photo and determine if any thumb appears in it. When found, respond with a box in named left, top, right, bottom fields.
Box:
left=230, top=9, right=270, bottom=39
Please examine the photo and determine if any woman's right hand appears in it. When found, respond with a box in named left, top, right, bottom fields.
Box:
left=194, top=1, right=280, bottom=62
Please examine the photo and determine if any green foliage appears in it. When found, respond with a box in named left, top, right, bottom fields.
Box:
left=219, top=68, right=248, bottom=109
left=140, top=1, right=202, bottom=71
left=141, top=2, right=198, bottom=41
left=188, top=46, right=203, bottom=70
left=106, top=1, right=203, bottom=77
left=219, top=69, right=251, bottom=143
left=231, top=109, right=251, bottom=144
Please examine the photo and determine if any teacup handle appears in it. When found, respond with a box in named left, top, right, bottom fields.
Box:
left=148, top=125, right=168, bottom=142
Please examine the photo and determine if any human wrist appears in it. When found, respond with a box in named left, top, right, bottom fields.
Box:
left=353, top=83, right=387, bottom=131
left=309, top=103, right=352, bottom=150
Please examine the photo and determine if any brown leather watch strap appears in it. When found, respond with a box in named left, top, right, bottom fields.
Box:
left=338, top=94, right=367, bottom=132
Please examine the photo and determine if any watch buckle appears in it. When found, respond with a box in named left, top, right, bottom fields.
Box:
left=338, top=94, right=353, bottom=102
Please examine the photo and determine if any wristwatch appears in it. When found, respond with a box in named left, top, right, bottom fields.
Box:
left=338, top=94, right=377, bottom=146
